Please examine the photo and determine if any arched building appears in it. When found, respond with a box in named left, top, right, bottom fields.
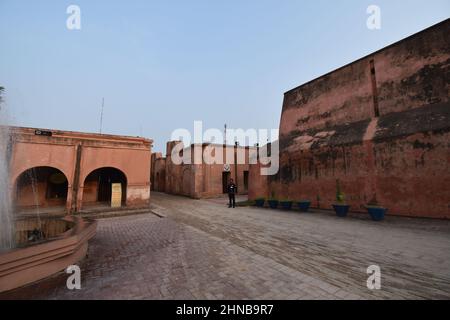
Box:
left=8, top=126, right=152, bottom=214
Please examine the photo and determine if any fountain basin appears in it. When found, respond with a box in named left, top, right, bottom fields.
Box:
left=0, top=216, right=97, bottom=293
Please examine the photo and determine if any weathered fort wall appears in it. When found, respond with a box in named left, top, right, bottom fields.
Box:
left=249, top=19, right=450, bottom=218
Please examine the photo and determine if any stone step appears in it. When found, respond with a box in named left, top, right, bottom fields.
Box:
left=79, top=207, right=152, bottom=219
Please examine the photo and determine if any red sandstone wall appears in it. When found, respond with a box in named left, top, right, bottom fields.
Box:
left=375, top=22, right=450, bottom=115
left=10, top=141, right=76, bottom=187
left=279, top=19, right=449, bottom=141
left=248, top=162, right=269, bottom=200
left=251, top=19, right=450, bottom=219
left=372, top=126, right=450, bottom=218
left=280, top=58, right=374, bottom=138
left=264, top=111, right=450, bottom=219
left=10, top=138, right=76, bottom=211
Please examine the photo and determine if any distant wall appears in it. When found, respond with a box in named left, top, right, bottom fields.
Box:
left=151, top=152, right=166, bottom=192
left=162, top=142, right=253, bottom=199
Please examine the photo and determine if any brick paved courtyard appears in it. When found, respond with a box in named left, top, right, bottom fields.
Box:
left=1, top=192, right=450, bottom=300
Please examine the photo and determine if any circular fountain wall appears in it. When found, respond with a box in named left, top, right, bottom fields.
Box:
left=14, top=216, right=74, bottom=247
left=0, top=215, right=97, bottom=293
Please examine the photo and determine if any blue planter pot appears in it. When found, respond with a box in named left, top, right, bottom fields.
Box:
left=333, top=204, right=350, bottom=217
left=268, top=200, right=279, bottom=209
left=254, top=199, right=265, bottom=207
left=297, top=201, right=311, bottom=212
left=366, top=206, right=387, bottom=221
left=280, top=201, right=293, bottom=210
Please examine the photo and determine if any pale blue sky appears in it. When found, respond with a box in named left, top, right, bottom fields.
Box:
left=0, top=0, right=449, bottom=152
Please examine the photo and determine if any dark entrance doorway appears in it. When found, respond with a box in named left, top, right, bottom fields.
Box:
left=83, top=167, right=127, bottom=206
left=222, top=171, right=230, bottom=194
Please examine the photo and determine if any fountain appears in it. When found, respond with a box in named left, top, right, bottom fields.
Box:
left=0, top=94, right=14, bottom=250
left=0, top=89, right=97, bottom=293
left=0, top=131, right=14, bottom=250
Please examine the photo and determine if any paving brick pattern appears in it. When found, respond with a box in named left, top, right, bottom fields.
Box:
left=2, top=192, right=449, bottom=299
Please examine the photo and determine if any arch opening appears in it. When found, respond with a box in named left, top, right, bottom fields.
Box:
left=14, top=167, right=68, bottom=210
left=82, top=167, right=127, bottom=207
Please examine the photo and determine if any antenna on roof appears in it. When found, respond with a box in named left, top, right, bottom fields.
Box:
left=99, top=97, right=104, bottom=134
left=224, top=123, right=227, bottom=145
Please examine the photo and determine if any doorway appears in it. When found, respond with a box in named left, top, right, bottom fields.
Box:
left=222, top=171, right=230, bottom=194
left=83, top=167, right=127, bottom=206
left=243, top=171, right=249, bottom=192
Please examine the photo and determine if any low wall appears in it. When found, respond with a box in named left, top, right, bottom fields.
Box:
left=0, top=216, right=97, bottom=293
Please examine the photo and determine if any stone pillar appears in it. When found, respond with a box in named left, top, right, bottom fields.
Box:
left=70, top=144, right=83, bottom=214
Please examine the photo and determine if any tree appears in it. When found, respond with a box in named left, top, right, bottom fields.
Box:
left=0, top=86, right=4, bottom=110
left=0, top=86, right=4, bottom=104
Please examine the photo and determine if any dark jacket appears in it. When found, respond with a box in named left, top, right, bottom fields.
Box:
left=227, top=183, right=237, bottom=195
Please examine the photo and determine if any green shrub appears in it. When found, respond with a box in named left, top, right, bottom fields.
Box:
left=336, top=179, right=345, bottom=204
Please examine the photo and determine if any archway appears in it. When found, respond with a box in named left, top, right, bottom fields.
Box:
left=82, top=167, right=127, bottom=207
left=14, top=167, right=68, bottom=209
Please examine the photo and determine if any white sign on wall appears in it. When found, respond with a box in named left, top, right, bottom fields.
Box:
left=111, top=183, right=122, bottom=208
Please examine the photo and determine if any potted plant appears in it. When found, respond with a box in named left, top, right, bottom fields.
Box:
left=280, top=199, right=293, bottom=210
left=332, top=179, right=350, bottom=217
left=267, top=191, right=279, bottom=209
left=254, top=197, right=265, bottom=207
left=297, top=200, right=311, bottom=212
left=365, top=197, right=387, bottom=221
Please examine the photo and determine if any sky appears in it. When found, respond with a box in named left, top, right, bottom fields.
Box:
left=0, top=0, right=449, bottom=152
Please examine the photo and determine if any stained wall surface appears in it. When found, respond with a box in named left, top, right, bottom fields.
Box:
left=250, top=19, right=450, bottom=218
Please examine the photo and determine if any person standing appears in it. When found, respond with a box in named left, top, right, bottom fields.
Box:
left=227, top=179, right=237, bottom=208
